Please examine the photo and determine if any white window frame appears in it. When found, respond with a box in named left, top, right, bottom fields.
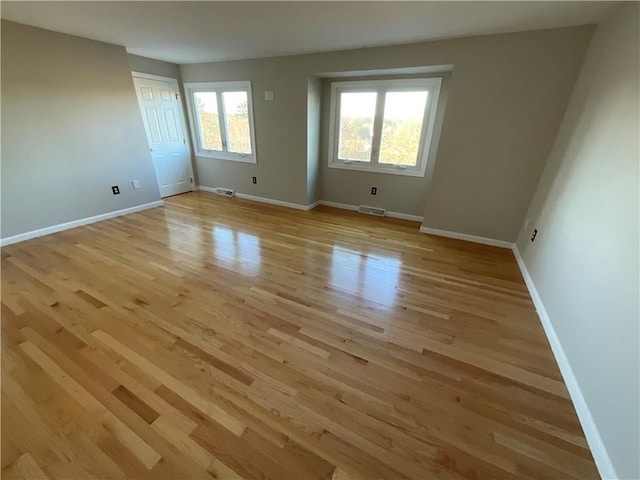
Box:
left=184, top=81, right=257, bottom=164
left=328, top=77, right=442, bottom=177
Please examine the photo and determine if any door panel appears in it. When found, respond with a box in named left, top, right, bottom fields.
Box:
left=170, top=152, right=189, bottom=185
left=158, top=87, right=173, bottom=102
left=134, top=77, right=193, bottom=198
left=163, top=109, right=180, bottom=143
left=144, top=108, right=163, bottom=143
left=139, top=86, right=154, bottom=101
left=152, top=153, right=171, bottom=188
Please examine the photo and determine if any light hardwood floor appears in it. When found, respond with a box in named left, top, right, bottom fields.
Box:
left=1, top=191, right=598, bottom=479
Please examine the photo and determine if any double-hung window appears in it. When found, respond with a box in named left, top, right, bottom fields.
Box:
left=328, top=78, right=442, bottom=177
left=184, top=81, right=257, bottom=163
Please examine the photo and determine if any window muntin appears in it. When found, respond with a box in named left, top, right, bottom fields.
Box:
left=328, top=78, right=442, bottom=177
left=185, top=81, right=257, bottom=163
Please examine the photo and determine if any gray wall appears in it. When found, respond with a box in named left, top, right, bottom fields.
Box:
left=1, top=21, right=161, bottom=239
left=181, top=26, right=593, bottom=239
left=318, top=70, right=451, bottom=217
left=516, top=4, right=639, bottom=479
left=128, top=53, right=181, bottom=79
left=306, top=76, right=321, bottom=205
left=181, top=58, right=309, bottom=204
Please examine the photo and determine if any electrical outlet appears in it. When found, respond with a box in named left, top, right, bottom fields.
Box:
left=531, top=229, right=538, bottom=242
left=264, top=91, right=274, bottom=101
left=371, top=186, right=377, bottom=195
left=132, top=179, right=141, bottom=189
left=112, top=185, right=120, bottom=195
left=252, top=176, right=257, bottom=184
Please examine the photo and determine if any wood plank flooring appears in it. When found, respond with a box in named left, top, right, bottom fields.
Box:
left=1, top=191, right=599, bottom=479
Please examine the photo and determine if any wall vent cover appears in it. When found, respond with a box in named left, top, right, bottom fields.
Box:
left=358, top=205, right=386, bottom=217
left=215, top=188, right=235, bottom=197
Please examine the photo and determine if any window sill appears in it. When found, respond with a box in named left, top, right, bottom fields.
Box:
left=196, top=151, right=257, bottom=164
left=328, top=162, right=425, bottom=177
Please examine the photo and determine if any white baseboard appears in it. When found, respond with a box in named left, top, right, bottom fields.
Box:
left=198, top=186, right=315, bottom=211
left=0, top=200, right=164, bottom=247
left=197, top=188, right=422, bottom=218
left=318, top=200, right=358, bottom=211
left=386, top=211, right=424, bottom=222
left=235, top=192, right=312, bottom=211
left=318, top=200, right=423, bottom=222
left=512, top=245, right=618, bottom=480
left=419, top=226, right=513, bottom=249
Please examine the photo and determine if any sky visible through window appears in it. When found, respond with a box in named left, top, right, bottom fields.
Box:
left=196, top=92, right=217, bottom=112
left=222, top=92, right=247, bottom=115
left=340, top=90, right=427, bottom=119
left=197, top=91, right=247, bottom=113
left=340, top=91, right=377, bottom=117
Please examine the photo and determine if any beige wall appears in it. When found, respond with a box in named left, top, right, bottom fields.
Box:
left=516, top=4, right=639, bottom=478
left=181, top=25, right=593, bottom=239
left=181, top=58, right=309, bottom=204
left=1, top=21, right=161, bottom=239
left=306, top=76, right=322, bottom=205
left=318, top=70, right=451, bottom=217
left=128, top=53, right=181, bottom=79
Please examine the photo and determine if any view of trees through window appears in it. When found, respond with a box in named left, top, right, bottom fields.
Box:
left=195, top=91, right=251, bottom=154
left=338, top=92, right=376, bottom=162
left=222, top=92, right=251, bottom=154
left=337, top=90, right=428, bottom=166
left=195, top=92, right=222, bottom=150
left=379, top=91, right=428, bottom=166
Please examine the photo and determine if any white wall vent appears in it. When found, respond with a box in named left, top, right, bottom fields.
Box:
left=358, top=205, right=386, bottom=217
left=215, top=188, right=234, bottom=197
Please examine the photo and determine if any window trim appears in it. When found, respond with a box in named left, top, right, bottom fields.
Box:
left=327, top=77, right=442, bottom=177
left=184, top=81, right=257, bottom=164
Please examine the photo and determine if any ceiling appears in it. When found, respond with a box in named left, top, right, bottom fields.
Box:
left=1, top=1, right=619, bottom=64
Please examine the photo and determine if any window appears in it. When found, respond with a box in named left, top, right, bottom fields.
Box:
left=328, top=78, right=442, bottom=176
left=184, top=81, right=257, bottom=163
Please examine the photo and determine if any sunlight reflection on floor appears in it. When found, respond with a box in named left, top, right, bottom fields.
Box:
left=330, top=245, right=401, bottom=307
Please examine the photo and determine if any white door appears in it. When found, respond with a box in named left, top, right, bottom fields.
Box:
left=133, top=76, right=194, bottom=198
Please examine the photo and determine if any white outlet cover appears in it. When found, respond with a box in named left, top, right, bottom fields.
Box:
left=132, top=179, right=141, bottom=189
left=264, top=91, right=274, bottom=101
